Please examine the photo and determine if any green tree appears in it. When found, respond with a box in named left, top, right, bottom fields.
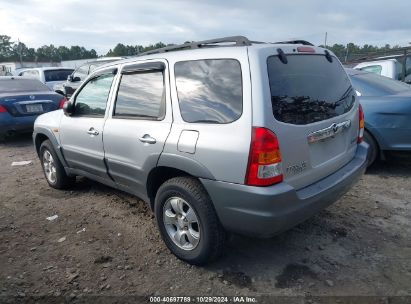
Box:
left=0, top=35, right=13, bottom=61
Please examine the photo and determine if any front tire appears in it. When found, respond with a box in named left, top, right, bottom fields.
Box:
left=154, top=177, right=225, bottom=265
left=39, top=140, right=75, bottom=189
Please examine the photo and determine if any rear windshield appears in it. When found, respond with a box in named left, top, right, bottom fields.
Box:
left=0, top=78, right=50, bottom=93
left=350, top=72, right=411, bottom=96
left=44, top=69, right=74, bottom=82
left=267, top=54, right=355, bottom=125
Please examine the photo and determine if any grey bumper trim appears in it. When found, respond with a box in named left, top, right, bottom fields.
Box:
left=200, top=143, right=368, bottom=237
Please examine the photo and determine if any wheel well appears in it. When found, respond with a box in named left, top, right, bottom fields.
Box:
left=364, top=128, right=384, bottom=160
left=146, top=166, right=192, bottom=209
left=34, top=133, right=49, bottom=156
left=364, top=128, right=380, bottom=150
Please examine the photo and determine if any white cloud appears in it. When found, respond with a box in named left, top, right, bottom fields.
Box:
left=1, top=0, right=410, bottom=54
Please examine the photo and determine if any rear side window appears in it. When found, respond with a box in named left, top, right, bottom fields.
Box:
left=175, top=59, right=242, bottom=123
left=114, top=71, right=165, bottom=119
left=267, top=55, right=355, bottom=125
left=359, top=65, right=382, bottom=75
left=44, top=69, right=74, bottom=82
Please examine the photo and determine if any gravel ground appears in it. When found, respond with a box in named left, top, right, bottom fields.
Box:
left=0, top=134, right=410, bottom=303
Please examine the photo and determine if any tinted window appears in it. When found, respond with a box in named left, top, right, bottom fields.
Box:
left=114, top=71, right=165, bottom=119
left=44, top=69, right=74, bottom=82
left=0, top=79, right=49, bottom=92
left=350, top=72, right=411, bottom=96
left=267, top=55, right=355, bottom=125
left=74, top=73, right=115, bottom=116
left=360, top=65, right=382, bottom=75
left=175, top=59, right=242, bottom=123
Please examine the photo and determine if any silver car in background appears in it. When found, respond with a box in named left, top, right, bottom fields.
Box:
left=17, top=67, right=74, bottom=90
left=33, top=36, right=368, bottom=265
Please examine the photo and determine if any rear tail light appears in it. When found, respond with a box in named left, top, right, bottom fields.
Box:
left=0, top=105, right=7, bottom=113
left=59, top=97, right=68, bottom=109
left=245, top=127, right=283, bottom=186
left=358, top=104, right=365, bottom=143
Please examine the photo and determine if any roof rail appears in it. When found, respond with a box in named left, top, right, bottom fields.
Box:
left=139, top=36, right=252, bottom=56
left=273, top=40, right=314, bottom=46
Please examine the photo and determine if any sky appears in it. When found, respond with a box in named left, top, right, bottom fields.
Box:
left=1, top=0, right=410, bottom=55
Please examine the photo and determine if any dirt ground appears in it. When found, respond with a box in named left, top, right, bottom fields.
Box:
left=0, top=134, right=410, bottom=302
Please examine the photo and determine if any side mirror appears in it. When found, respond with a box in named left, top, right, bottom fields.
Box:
left=67, top=75, right=73, bottom=82
left=63, top=101, right=75, bottom=116
left=73, top=76, right=81, bottom=82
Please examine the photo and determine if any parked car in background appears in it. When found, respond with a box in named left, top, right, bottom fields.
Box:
left=347, top=68, right=411, bottom=165
left=354, top=55, right=411, bottom=84
left=0, top=77, right=66, bottom=141
left=17, top=67, right=74, bottom=90
left=33, top=36, right=368, bottom=264
left=53, top=57, right=123, bottom=97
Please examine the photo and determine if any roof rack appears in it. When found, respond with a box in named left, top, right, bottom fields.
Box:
left=138, top=36, right=315, bottom=57
left=140, top=36, right=252, bottom=56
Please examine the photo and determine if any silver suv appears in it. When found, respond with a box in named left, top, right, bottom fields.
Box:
left=33, top=36, right=368, bottom=265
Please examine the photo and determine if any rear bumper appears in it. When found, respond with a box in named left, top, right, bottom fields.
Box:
left=0, top=113, right=37, bottom=136
left=201, top=142, right=368, bottom=237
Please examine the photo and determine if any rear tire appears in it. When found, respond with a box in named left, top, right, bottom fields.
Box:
left=39, top=140, right=75, bottom=189
left=154, top=177, right=225, bottom=265
left=364, top=130, right=378, bottom=166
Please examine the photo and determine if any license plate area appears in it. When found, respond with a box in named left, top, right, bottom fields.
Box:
left=309, top=135, right=346, bottom=167
left=26, top=104, right=43, bottom=113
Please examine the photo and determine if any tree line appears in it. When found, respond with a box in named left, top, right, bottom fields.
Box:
left=0, top=35, right=169, bottom=63
left=0, top=34, right=407, bottom=63
left=321, top=43, right=405, bottom=63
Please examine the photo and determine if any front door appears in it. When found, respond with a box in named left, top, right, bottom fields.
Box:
left=59, top=69, right=117, bottom=179
left=103, top=61, right=172, bottom=197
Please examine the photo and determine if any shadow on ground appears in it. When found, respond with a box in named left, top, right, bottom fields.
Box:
left=0, top=133, right=33, bottom=148
left=366, top=152, right=411, bottom=177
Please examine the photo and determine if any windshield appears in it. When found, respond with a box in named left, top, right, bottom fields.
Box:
left=267, top=54, right=355, bottom=125
left=350, top=72, right=411, bottom=96
left=0, top=78, right=50, bottom=93
left=44, top=69, right=74, bottom=82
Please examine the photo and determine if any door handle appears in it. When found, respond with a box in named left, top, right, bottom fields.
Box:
left=139, top=134, right=156, bottom=144
left=87, top=127, right=99, bottom=136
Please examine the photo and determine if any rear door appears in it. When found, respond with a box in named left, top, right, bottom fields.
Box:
left=103, top=60, right=172, bottom=197
left=59, top=67, right=117, bottom=178
left=259, top=51, right=359, bottom=189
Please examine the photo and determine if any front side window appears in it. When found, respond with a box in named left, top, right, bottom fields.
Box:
left=114, top=71, right=165, bottom=119
left=268, top=54, right=355, bottom=125
left=74, top=73, right=115, bottom=116
left=175, top=59, right=243, bottom=124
